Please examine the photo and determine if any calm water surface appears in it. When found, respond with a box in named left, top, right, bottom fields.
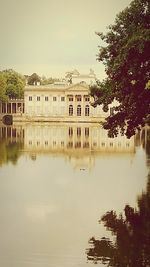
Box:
left=0, top=123, right=149, bottom=267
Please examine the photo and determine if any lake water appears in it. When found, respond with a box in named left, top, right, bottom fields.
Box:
left=0, top=122, right=149, bottom=267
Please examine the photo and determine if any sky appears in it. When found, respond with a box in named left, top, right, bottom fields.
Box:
left=0, top=0, right=132, bottom=80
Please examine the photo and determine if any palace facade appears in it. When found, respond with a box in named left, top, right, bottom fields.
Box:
left=24, top=82, right=117, bottom=122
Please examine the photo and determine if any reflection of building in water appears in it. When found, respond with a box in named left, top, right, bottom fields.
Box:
left=136, top=126, right=150, bottom=148
left=0, top=123, right=135, bottom=170
left=0, top=123, right=135, bottom=153
left=23, top=123, right=134, bottom=153
left=0, top=124, right=24, bottom=142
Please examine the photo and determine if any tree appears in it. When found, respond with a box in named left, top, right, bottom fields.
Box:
left=41, top=75, right=55, bottom=85
left=40, top=75, right=61, bottom=85
left=2, top=69, right=25, bottom=99
left=0, top=139, right=23, bottom=166
left=0, top=73, right=7, bottom=102
left=91, top=0, right=150, bottom=138
left=28, top=73, right=41, bottom=85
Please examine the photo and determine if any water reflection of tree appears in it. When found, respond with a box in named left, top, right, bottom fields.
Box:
left=86, top=127, right=150, bottom=266
left=0, top=140, right=23, bottom=166
left=86, top=173, right=150, bottom=266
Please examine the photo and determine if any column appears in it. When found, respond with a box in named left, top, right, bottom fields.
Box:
left=21, top=102, right=23, bottom=114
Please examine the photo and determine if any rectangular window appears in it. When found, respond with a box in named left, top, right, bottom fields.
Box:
left=85, top=96, right=90, bottom=101
left=45, top=96, right=49, bottom=101
left=76, top=95, right=82, bottom=101
left=69, top=96, right=73, bottom=101
left=53, top=96, right=57, bottom=101
left=61, top=96, right=65, bottom=101
left=29, top=96, right=32, bottom=101
left=37, top=96, right=40, bottom=101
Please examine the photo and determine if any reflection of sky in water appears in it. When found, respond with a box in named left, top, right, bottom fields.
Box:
left=0, top=124, right=149, bottom=267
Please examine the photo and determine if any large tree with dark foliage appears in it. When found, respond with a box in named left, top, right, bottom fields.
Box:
left=91, top=0, right=150, bottom=138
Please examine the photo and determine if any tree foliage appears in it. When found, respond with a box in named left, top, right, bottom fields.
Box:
left=0, top=73, right=7, bottom=102
left=0, top=140, right=23, bottom=166
left=1, top=69, right=25, bottom=99
left=28, top=73, right=41, bottom=85
left=40, top=75, right=60, bottom=85
left=0, top=126, right=24, bottom=166
left=91, top=0, right=150, bottom=138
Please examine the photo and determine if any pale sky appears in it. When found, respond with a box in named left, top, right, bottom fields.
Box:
left=0, top=0, right=132, bottom=79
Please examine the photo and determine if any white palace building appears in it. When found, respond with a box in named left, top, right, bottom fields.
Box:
left=0, top=70, right=118, bottom=123
left=23, top=70, right=117, bottom=123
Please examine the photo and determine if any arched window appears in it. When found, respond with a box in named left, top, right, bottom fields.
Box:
left=77, top=105, right=81, bottom=116
left=69, top=105, right=73, bottom=116
left=85, top=105, right=89, bottom=116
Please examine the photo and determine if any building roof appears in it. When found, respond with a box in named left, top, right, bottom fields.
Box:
left=24, top=83, right=89, bottom=92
